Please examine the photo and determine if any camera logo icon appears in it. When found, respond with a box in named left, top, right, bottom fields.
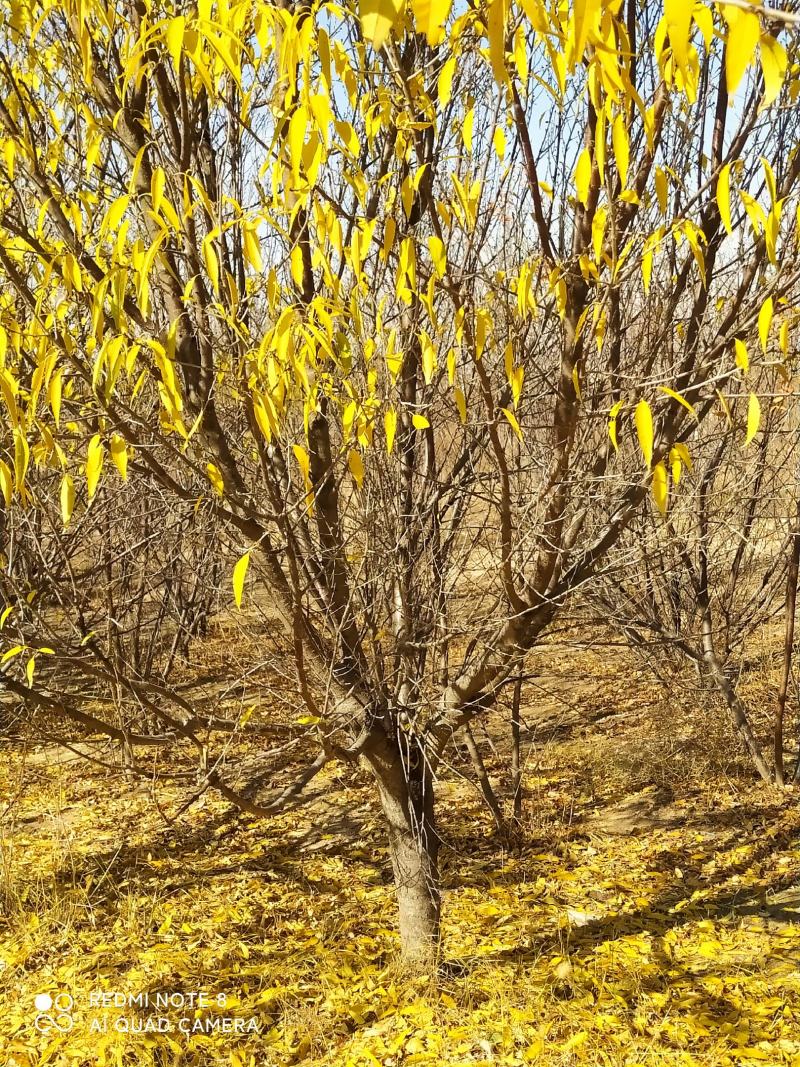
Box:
left=34, top=993, right=74, bottom=1033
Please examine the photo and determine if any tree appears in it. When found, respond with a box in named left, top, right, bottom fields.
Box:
left=0, top=0, right=797, bottom=960
left=591, top=364, right=800, bottom=786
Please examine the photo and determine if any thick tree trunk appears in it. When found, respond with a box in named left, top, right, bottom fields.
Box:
left=385, top=806, right=440, bottom=960
left=368, top=729, right=441, bottom=962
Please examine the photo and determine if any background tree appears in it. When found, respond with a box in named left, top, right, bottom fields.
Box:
left=0, top=0, right=797, bottom=960
left=591, top=368, right=800, bottom=786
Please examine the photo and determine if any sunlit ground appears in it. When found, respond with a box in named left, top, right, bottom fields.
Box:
left=3, top=637, right=800, bottom=1067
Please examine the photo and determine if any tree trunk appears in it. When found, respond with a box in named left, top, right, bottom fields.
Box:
left=368, top=728, right=441, bottom=962
left=386, top=806, right=440, bottom=961
left=777, top=500, right=800, bottom=786
left=511, top=674, right=523, bottom=822
left=699, top=605, right=772, bottom=783
left=464, top=723, right=505, bottom=833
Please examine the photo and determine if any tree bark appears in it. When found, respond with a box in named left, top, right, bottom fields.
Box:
left=511, top=674, right=523, bottom=822
left=367, top=728, right=441, bottom=962
left=464, top=724, right=505, bottom=833
left=699, top=605, right=772, bottom=783
left=777, top=499, right=800, bottom=786
left=697, top=464, right=772, bottom=784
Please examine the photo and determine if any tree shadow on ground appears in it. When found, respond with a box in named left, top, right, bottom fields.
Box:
left=39, top=786, right=384, bottom=918
left=435, top=787, right=800, bottom=990
left=19, top=744, right=800, bottom=992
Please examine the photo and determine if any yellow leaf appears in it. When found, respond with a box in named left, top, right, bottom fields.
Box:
left=348, top=449, right=365, bottom=487
left=382, top=217, right=396, bottom=262
left=102, top=194, right=129, bottom=234
left=735, top=337, right=749, bottom=373
left=411, top=0, right=452, bottom=46
left=634, top=399, right=653, bottom=467
left=253, top=393, right=274, bottom=443
left=110, top=434, right=128, bottom=480
left=525, top=1036, right=544, bottom=1061
left=571, top=0, right=600, bottom=68
left=63, top=253, right=83, bottom=292
left=421, top=332, right=436, bottom=385
left=642, top=241, right=653, bottom=293
left=454, top=388, right=467, bottom=424
left=475, top=306, right=491, bottom=357
left=202, top=235, right=219, bottom=294
left=762, top=157, right=777, bottom=206
left=206, top=462, right=224, bottom=495
left=60, top=473, right=75, bottom=526
left=385, top=333, right=402, bottom=379
left=760, top=34, right=787, bottom=109
left=758, top=296, right=773, bottom=354
left=202, top=34, right=241, bottom=89
left=461, top=108, right=474, bottom=154
left=572, top=364, right=582, bottom=400
left=439, top=56, right=456, bottom=105
left=487, top=0, right=508, bottom=86
left=290, top=245, right=305, bottom=289
left=86, top=433, right=104, bottom=500
left=428, top=236, right=446, bottom=278
left=669, top=447, right=682, bottom=486
left=288, top=107, right=307, bottom=183
left=293, top=444, right=310, bottom=486
left=165, top=15, right=185, bottom=73
left=608, top=399, right=623, bottom=451
left=359, top=0, right=403, bottom=50
left=717, top=162, right=732, bottom=235
left=652, top=462, right=668, bottom=515
left=500, top=407, right=522, bottom=440
left=723, top=5, right=760, bottom=96
left=562, top=1032, right=588, bottom=1054
left=745, top=391, right=760, bottom=445
left=3, top=138, right=15, bottom=180
left=385, top=408, right=397, bottom=454
left=658, top=385, right=696, bottom=418
left=779, top=319, right=789, bottom=355
left=665, top=0, right=692, bottom=77
left=655, top=167, right=668, bottom=214
left=673, top=440, right=692, bottom=471
left=574, top=147, right=592, bottom=209
left=401, top=174, right=414, bottom=218
left=511, top=366, right=524, bottom=407
left=243, top=221, right=263, bottom=273
left=13, top=427, right=29, bottom=493
left=592, top=206, right=606, bottom=260
left=233, top=551, right=250, bottom=609
left=612, top=114, right=629, bottom=189
left=151, top=166, right=166, bottom=215
left=0, top=458, right=11, bottom=505
left=48, top=370, right=63, bottom=428
left=412, top=414, right=430, bottom=430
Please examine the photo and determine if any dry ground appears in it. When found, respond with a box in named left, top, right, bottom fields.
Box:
left=2, top=630, right=800, bottom=1067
